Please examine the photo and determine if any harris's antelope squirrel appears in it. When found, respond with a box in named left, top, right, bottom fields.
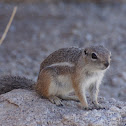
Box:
left=35, top=45, right=111, bottom=110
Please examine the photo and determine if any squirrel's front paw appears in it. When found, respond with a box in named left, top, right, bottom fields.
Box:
left=82, top=106, right=93, bottom=110
left=78, top=104, right=93, bottom=110
left=94, top=103, right=105, bottom=110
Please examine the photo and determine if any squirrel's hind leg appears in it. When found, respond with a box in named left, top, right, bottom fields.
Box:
left=48, top=96, right=63, bottom=106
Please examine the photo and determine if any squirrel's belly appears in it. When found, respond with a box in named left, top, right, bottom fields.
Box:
left=48, top=75, right=73, bottom=96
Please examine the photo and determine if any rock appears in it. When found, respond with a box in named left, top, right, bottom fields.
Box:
left=0, top=89, right=126, bottom=126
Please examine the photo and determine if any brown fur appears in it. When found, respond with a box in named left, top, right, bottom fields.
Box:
left=72, top=74, right=88, bottom=107
left=71, top=67, right=89, bottom=107
left=35, top=69, right=51, bottom=98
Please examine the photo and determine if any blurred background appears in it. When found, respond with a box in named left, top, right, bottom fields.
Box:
left=0, top=0, right=126, bottom=102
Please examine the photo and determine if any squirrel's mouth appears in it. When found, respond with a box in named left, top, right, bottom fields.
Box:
left=99, top=61, right=110, bottom=71
left=101, top=65, right=110, bottom=70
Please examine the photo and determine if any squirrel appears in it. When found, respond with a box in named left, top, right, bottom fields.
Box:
left=0, top=45, right=111, bottom=110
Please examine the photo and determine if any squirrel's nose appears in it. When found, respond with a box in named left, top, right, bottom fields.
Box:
left=104, top=62, right=109, bottom=68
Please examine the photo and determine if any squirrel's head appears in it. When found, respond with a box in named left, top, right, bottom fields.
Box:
left=82, top=45, right=111, bottom=72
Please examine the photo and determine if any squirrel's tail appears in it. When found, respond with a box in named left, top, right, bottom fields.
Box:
left=0, top=75, right=35, bottom=95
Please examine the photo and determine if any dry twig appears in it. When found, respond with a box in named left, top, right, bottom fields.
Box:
left=0, top=6, right=17, bottom=45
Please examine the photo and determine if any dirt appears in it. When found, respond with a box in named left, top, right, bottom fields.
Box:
left=0, top=1, right=126, bottom=102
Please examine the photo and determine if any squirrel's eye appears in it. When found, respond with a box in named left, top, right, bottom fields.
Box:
left=92, top=53, right=97, bottom=59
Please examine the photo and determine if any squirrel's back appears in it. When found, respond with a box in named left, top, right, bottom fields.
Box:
left=40, top=47, right=82, bottom=72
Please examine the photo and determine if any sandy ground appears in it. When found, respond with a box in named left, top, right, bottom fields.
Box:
left=0, top=1, right=126, bottom=102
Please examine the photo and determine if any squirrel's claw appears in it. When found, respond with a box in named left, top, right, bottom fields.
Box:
left=48, top=96, right=63, bottom=106
left=94, top=103, right=105, bottom=110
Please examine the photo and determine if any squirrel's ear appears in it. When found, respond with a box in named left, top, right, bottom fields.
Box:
left=84, top=49, right=88, bottom=55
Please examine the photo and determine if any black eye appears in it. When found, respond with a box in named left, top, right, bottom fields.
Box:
left=92, top=53, right=97, bottom=59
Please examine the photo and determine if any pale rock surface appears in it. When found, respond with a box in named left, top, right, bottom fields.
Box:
left=0, top=89, right=126, bottom=126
